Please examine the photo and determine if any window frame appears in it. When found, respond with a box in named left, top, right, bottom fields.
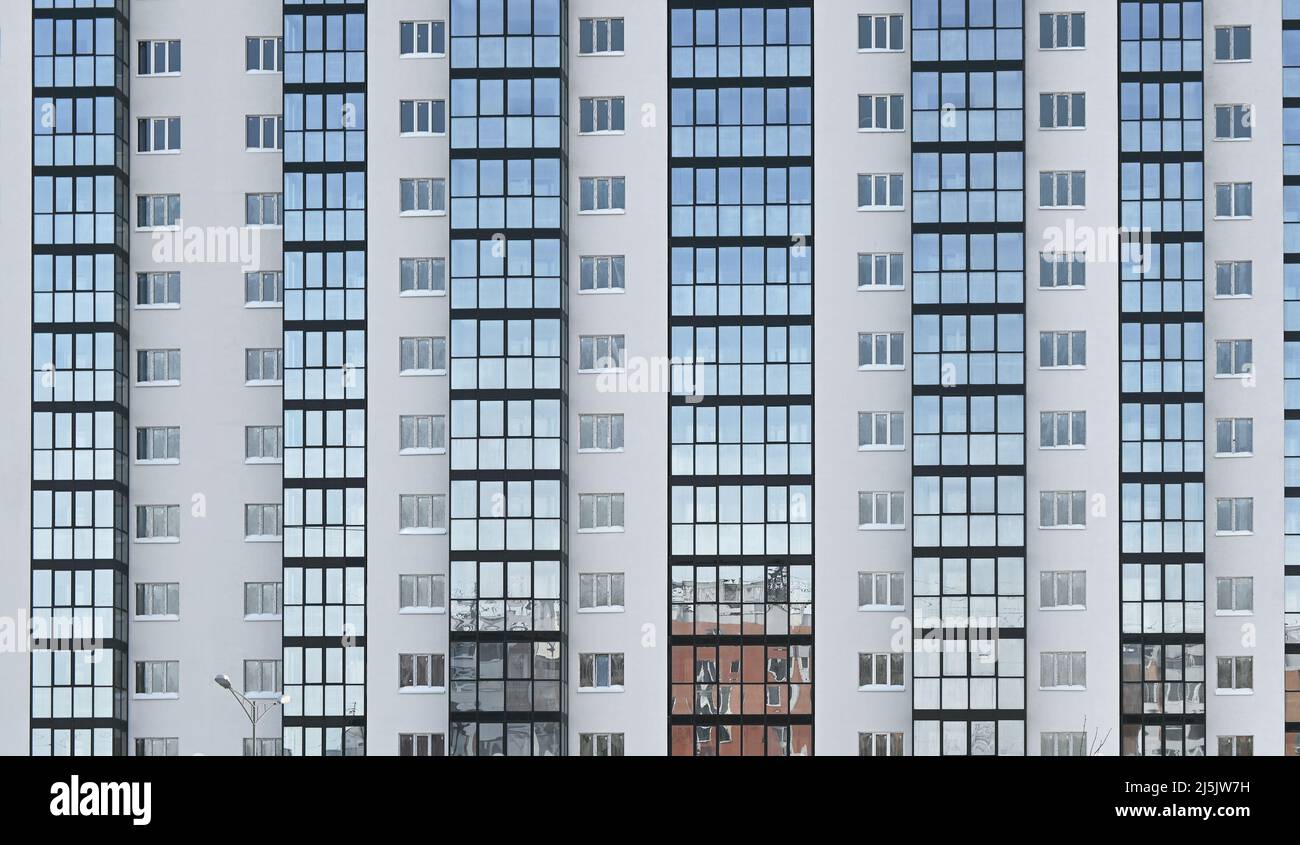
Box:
left=399, top=20, right=447, bottom=59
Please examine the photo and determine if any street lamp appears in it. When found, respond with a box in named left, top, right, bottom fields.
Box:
left=213, top=674, right=289, bottom=757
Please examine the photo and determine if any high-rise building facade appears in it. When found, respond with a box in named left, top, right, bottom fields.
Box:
left=0, top=0, right=1296, bottom=757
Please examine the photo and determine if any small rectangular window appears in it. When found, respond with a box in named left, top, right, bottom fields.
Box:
left=1039, top=13, right=1085, bottom=49
left=578, top=573, right=626, bottom=611
left=244, top=504, right=283, bottom=540
left=244, top=582, right=283, bottom=618
left=399, top=654, right=446, bottom=689
left=399, top=337, right=447, bottom=374
left=399, top=574, right=446, bottom=612
left=135, top=661, right=180, bottom=696
left=1041, top=732, right=1087, bottom=756
left=857, top=572, right=905, bottom=610
left=858, top=253, right=904, bottom=289
left=578, top=335, right=627, bottom=372
left=1039, top=411, right=1086, bottom=448
left=1039, top=331, right=1087, bottom=368
left=136, top=349, right=181, bottom=384
left=579, top=177, right=626, bottom=213
left=1215, top=498, right=1254, bottom=534
left=858, top=95, right=905, bottom=131
left=400, top=21, right=446, bottom=58
left=858, top=14, right=904, bottom=51
left=137, top=194, right=181, bottom=229
left=858, top=492, right=905, bottom=529
left=400, top=100, right=447, bottom=135
left=579, top=97, right=626, bottom=134
left=243, top=659, right=283, bottom=695
left=244, top=271, right=284, bottom=306
left=399, top=733, right=446, bottom=756
left=857, top=412, right=905, bottom=450
left=1216, top=577, right=1254, bottom=614
left=1039, top=571, right=1087, bottom=609
left=1039, top=92, right=1086, bottom=128
left=244, top=349, right=284, bottom=384
left=579, top=733, right=625, bottom=756
left=245, top=115, right=283, bottom=151
left=1214, top=418, right=1253, bottom=456
left=1039, top=253, right=1086, bottom=288
left=246, top=37, right=284, bottom=72
left=1214, top=182, right=1253, bottom=218
left=858, top=332, right=905, bottom=369
left=399, top=258, right=446, bottom=295
left=400, top=178, right=446, bottom=214
left=138, top=40, right=181, bottom=76
left=245, top=426, right=283, bottom=463
left=579, top=18, right=625, bottom=55
left=578, top=494, right=625, bottom=533
left=857, top=652, right=905, bottom=688
left=1039, top=171, right=1086, bottom=207
left=1214, top=339, right=1253, bottom=376
left=578, top=653, right=625, bottom=690
left=1214, top=261, right=1252, bottom=298
left=1039, top=491, right=1087, bottom=529
left=135, top=582, right=180, bottom=618
left=1218, top=736, right=1254, bottom=756
left=135, top=738, right=179, bottom=756
left=136, top=426, right=181, bottom=463
left=1214, top=104, right=1253, bottom=140
left=857, top=173, right=904, bottom=210
left=1214, top=25, right=1251, bottom=62
left=579, top=414, right=625, bottom=452
left=136, top=271, right=181, bottom=307
left=137, top=117, right=181, bottom=153
left=1040, top=652, right=1087, bottom=688
left=399, top=415, right=447, bottom=454
left=1216, top=656, right=1253, bottom=692
left=579, top=256, right=626, bottom=293
left=399, top=494, right=448, bottom=533
left=858, top=732, right=905, bottom=756
left=245, top=193, right=282, bottom=226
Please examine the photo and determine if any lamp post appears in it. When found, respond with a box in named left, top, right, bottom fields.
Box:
left=213, top=674, right=289, bottom=756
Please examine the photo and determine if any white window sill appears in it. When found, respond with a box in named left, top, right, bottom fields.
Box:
left=400, top=53, right=447, bottom=60
left=577, top=606, right=625, bottom=615
left=1214, top=688, right=1254, bottom=696
left=399, top=528, right=448, bottom=536
left=244, top=224, right=283, bottom=230
left=398, top=687, right=446, bottom=695
left=1213, top=59, right=1253, bottom=64
left=1215, top=610, right=1253, bottom=617
left=858, top=445, right=905, bottom=452
left=136, top=459, right=180, bottom=466
left=136, top=226, right=180, bottom=233
left=135, top=303, right=181, bottom=311
left=1214, top=452, right=1252, bottom=459
left=135, top=537, right=180, bottom=545
left=857, top=685, right=905, bottom=693
left=399, top=607, right=446, bottom=616
left=579, top=51, right=626, bottom=57
left=399, top=448, right=447, bottom=456
left=137, top=150, right=181, bottom=156
left=246, top=69, right=283, bottom=75
left=1039, top=46, right=1086, bottom=52
left=244, top=536, right=282, bottom=544
left=577, top=288, right=626, bottom=295
left=578, top=131, right=627, bottom=137
left=245, top=302, right=284, bottom=309
left=139, top=72, right=181, bottom=78
left=400, top=211, right=447, bottom=218
left=1039, top=126, right=1087, bottom=131
left=858, top=525, right=906, bottom=532
left=578, top=369, right=626, bottom=375
left=1039, top=205, right=1086, bottom=211
left=577, top=527, right=625, bottom=535
left=577, top=686, right=625, bottom=694
left=399, top=132, right=447, bottom=139
left=858, top=285, right=905, bottom=292
left=1037, top=285, right=1086, bottom=291
left=246, top=692, right=283, bottom=701
left=1213, top=216, right=1252, bottom=222
left=134, top=693, right=179, bottom=701
left=1039, top=445, right=1085, bottom=451
left=1213, top=294, right=1252, bottom=300
left=857, top=48, right=904, bottom=54
left=135, top=381, right=181, bottom=388
left=399, top=290, right=446, bottom=298
left=1214, top=373, right=1251, bottom=380
left=857, top=206, right=905, bottom=212
left=1040, top=605, right=1086, bottom=612
left=244, top=380, right=283, bottom=388
left=578, top=209, right=627, bottom=216
left=857, top=127, right=905, bottom=134
left=1040, top=525, right=1086, bottom=531
left=1039, top=366, right=1086, bottom=371
left=245, top=148, right=283, bottom=154
left=1038, top=685, right=1086, bottom=691
left=1213, top=137, right=1252, bottom=143
left=245, top=458, right=283, bottom=466
left=1215, top=531, right=1254, bottom=538
left=858, top=605, right=904, bottom=613
left=858, top=365, right=905, bottom=372
left=578, top=448, right=625, bottom=455
left=399, top=370, right=448, bottom=378
left=243, top=614, right=282, bottom=622
left=133, top=615, right=179, bottom=623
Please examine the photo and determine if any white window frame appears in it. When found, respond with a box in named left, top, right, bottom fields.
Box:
left=243, top=582, right=283, bottom=620
left=399, top=733, right=445, bottom=756
left=1039, top=252, right=1086, bottom=289
left=578, top=413, right=625, bottom=453
left=578, top=335, right=626, bottom=373
left=579, top=96, right=626, bottom=135
left=245, top=115, right=283, bottom=152
left=1214, top=261, right=1252, bottom=299
left=137, top=39, right=181, bottom=77
left=1214, top=25, right=1252, bottom=62
left=1039, top=410, right=1086, bottom=449
left=1214, top=182, right=1253, bottom=219
left=1040, top=651, right=1087, bottom=690
left=400, top=258, right=446, bottom=296
left=1214, top=339, right=1253, bottom=378
left=1214, top=417, right=1253, bottom=458
left=136, top=426, right=180, bottom=465
left=399, top=414, right=447, bottom=455
left=1218, top=735, right=1254, bottom=756
left=1039, top=330, right=1087, bottom=369
left=245, top=425, right=283, bottom=464
left=134, top=582, right=180, bottom=621
left=399, top=337, right=447, bottom=376
left=857, top=14, right=904, bottom=52
left=134, top=660, right=180, bottom=699
left=579, top=733, right=625, bottom=756
left=244, top=504, right=283, bottom=542
left=1039, top=12, right=1085, bottom=49
left=579, top=17, right=625, bottom=56
left=1039, top=92, right=1086, bottom=129
left=857, top=173, right=904, bottom=211
left=578, top=572, right=626, bottom=613
left=246, top=36, right=284, bottom=73
left=1215, top=576, right=1254, bottom=616
left=1040, top=490, right=1087, bottom=529
left=1215, top=656, right=1254, bottom=694
left=135, top=737, right=179, bottom=757
left=399, top=178, right=446, bottom=216
left=398, top=653, right=446, bottom=693
left=1040, top=571, right=1087, bottom=611
left=399, top=494, right=448, bottom=535
left=244, top=271, right=284, bottom=307
left=859, top=732, right=905, bottom=756
left=245, top=192, right=282, bottom=227
left=400, top=20, right=446, bottom=59
left=578, top=652, right=625, bottom=692
left=858, top=94, right=905, bottom=132
left=1215, top=497, right=1254, bottom=536
left=400, top=99, right=446, bottom=136
left=857, top=652, right=905, bottom=690
left=858, top=411, right=905, bottom=451
left=136, top=194, right=181, bottom=231
left=858, top=571, right=905, bottom=611
left=243, top=659, right=283, bottom=698
left=578, top=493, right=626, bottom=534
left=136, top=271, right=181, bottom=308
left=858, top=332, right=905, bottom=370
left=244, top=348, right=283, bottom=386
left=1213, top=104, right=1253, bottom=141
left=1039, top=170, right=1086, bottom=208
left=399, top=574, right=446, bottom=614
left=136, top=349, right=181, bottom=386
left=858, top=491, right=906, bottom=531
left=579, top=176, right=626, bottom=214
left=579, top=255, right=626, bottom=294
left=137, top=117, right=180, bottom=154
left=858, top=253, right=905, bottom=290
left=1041, top=732, right=1087, bottom=756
